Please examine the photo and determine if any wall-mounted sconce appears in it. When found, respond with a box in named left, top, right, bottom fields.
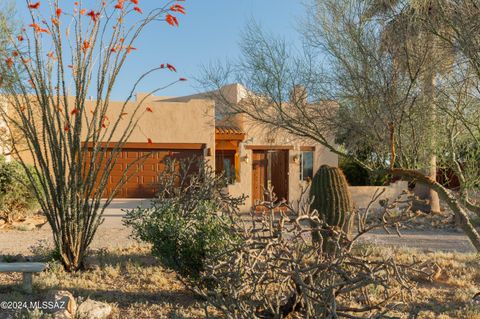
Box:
left=204, top=147, right=212, bottom=157
left=241, top=155, right=249, bottom=163
left=292, top=154, right=300, bottom=164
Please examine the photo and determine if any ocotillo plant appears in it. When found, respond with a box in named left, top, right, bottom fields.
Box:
left=0, top=0, right=188, bottom=272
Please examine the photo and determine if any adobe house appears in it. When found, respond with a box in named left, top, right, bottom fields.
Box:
left=161, top=84, right=338, bottom=210
left=1, top=84, right=338, bottom=210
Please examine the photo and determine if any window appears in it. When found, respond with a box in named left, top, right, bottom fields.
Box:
left=215, top=151, right=236, bottom=184
left=300, top=151, right=314, bottom=181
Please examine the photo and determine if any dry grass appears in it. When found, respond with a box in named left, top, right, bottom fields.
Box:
left=0, top=244, right=479, bottom=318
left=355, top=245, right=480, bottom=319
left=0, top=245, right=213, bottom=319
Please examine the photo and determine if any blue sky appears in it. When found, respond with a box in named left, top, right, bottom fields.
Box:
left=119, top=0, right=305, bottom=99
left=16, top=0, right=306, bottom=100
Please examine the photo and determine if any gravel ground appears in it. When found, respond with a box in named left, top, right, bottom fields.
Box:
left=359, top=228, right=476, bottom=253
left=0, top=199, right=150, bottom=255
left=0, top=199, right=477, bottom=255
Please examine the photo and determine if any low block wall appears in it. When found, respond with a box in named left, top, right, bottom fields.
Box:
left=349, top=181, right=409, bottom=210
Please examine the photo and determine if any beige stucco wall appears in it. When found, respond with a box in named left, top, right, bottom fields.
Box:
left=190, top=84, right=340, bottom=211
left=349, top=181, right=409, bottom=210
left=89, top=96, right=215, bottom=148
left=226, top=121, right=338, bottom=211
left=5, top=95, right=216, bottom=166
left=2, top=84, right=339, bottom=210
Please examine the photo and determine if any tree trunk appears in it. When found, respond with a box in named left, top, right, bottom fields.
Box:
left=392, top=169, right=480, bottom=252
left=428, top=154, right=441, bottom=213
left=417, top=65, right=441, bottom=213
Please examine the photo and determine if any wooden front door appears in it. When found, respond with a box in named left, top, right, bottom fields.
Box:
left=252, top=150, right=289, bottom=204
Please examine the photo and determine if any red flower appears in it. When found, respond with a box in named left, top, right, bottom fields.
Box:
left=71, top=108, right=79, bottom=115
left=131, top=0, right=139, bottom=4
left=28, top=2, right=40, bottom=9
left=17, top=35, right=24, bottom=42
left=29, top=23, right=40, bottom=31
left=114, top=1, right=124, bottom=10
left=147, top=138, right=153, bottom=144
left=12, top=51, right=19, bottom=57
left=146, top=107, right=153, bottom=113
left=80, top=9, right=86, bottom=15
left=82, top=40, right=90, bottom=52
left=170, top=4, right=185, bottom=14
left=126, top=46, right=137, bottom=54
left=22, top=58, right=31, bottom=64
left=165, top=14, right=179, bottom=27
left=87, top=10, right=100, bottom=22
left=30, top=23, right=49, bottom=34
left=5, top=58, right=13, bottom=68
left=64, top=124, right=70, bottom=132
left=110, top=47, right=117, bottom=53
left=179, top=77, right=187, bottom=81
left=167, top=64, right=176, bottom=72
left=134, top=6, right=142, bottom=14
left=56, top=7, right=62, bottom=18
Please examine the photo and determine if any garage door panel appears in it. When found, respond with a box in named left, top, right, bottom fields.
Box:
left=88, top=147, right=203, bottom=198
left=142, top=163, right=157, bottom=170
left=112, top=163, right=124, bottom=171
left=126, top=152, right=139, bottom=159
left=109, top=175, right=124, bottom=184
left=142, top=176, right=157, bottom=184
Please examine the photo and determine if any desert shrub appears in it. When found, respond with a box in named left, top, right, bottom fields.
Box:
left=124, top=157, right=245, bottom=280
left=0, top=156, right=39, bottom=223
left=191, top=189, right=428, bottom=319
left=340, top=157, right=390, bottom=186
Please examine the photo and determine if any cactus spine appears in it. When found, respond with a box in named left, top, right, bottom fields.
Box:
left=309, top=165, right=354, bottom=241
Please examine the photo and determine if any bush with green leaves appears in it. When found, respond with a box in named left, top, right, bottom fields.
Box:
left=0, top=156, right=39, bottom=223
left=124, top=157, right=245, bottom=280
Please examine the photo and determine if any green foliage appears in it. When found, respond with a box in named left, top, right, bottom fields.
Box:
left=0, top=156, right=39, bottom=223
left=29, top=240, right=62, bottom=263
left=339, top=158, right=371, bottom=186
left=126, top=200, right=239, bottom=280
left=340, top=157, right=390, bottom=186
left=0, top=254, right=18, bottom=263
left=310, top=165, right=354, bottom=245
left=124, top=157, right=244, bottom=280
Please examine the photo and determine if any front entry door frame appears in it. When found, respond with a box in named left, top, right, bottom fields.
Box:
left=251, top=149, right=289, bottom=204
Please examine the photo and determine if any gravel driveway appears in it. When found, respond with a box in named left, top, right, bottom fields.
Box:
left=0, top=199, right=151, bottom=255
left=0, top=199, right=477, bottom=255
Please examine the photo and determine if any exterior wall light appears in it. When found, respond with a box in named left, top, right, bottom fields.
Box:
left=292, top=154, right=300, bottom=164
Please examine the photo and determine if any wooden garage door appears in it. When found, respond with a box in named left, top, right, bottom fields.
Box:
left=88, top=145, right=203, bottom=198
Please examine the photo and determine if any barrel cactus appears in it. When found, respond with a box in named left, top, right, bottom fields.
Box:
left=309, top=165, right=355, bottom=245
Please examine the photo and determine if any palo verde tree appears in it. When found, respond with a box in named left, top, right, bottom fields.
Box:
left=200, top=0, right=480, bottom=251
left=0, top=0, right=188, bottom=271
